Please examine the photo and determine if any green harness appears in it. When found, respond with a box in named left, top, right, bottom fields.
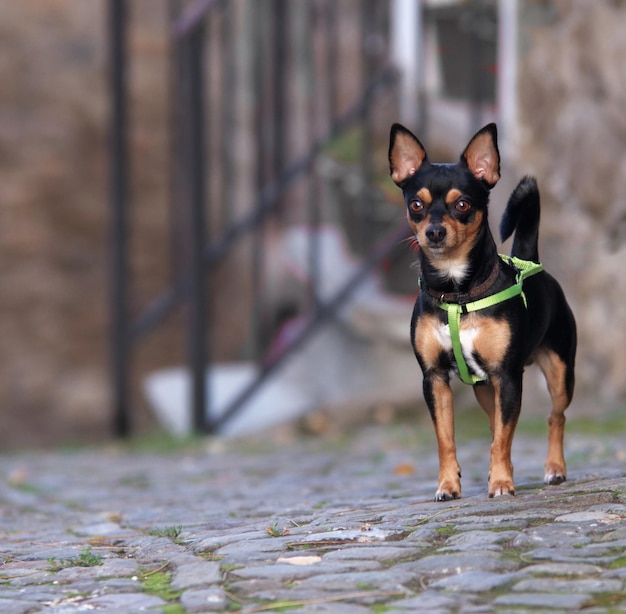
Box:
left=436, top=255, right=543, bottom=385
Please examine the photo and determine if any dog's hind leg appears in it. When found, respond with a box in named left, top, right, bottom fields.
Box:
left=535, top=348, right=573, bottom=485
left=474, top=384, right=496, bottom=435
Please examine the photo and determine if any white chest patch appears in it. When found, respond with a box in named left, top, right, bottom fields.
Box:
left=435, top=323, right=488, bottom=380
left=435, top=259, right=469, bottom=283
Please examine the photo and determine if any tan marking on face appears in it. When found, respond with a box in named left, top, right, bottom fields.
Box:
left=447, top=208, right=484, bottom=258
left=406, top=191, right=431, bottom=240
left=445, top=188, right=463, bottom=205
left=417, top=187, right=433, bottom=205
left=416, top=208, right=484, bottom=281
left=406, top=215, right=419, bottom=240
left=408, top=198, right=485, bottom=280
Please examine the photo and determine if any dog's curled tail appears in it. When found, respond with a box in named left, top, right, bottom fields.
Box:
left=500, top=175, right=540, bottom=262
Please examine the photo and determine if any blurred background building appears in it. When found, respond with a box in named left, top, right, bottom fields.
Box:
left=0, top=0, right=624, bottom=448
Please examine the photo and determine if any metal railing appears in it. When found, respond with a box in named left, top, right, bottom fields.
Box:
left=108, top=0, right=408, bottom=436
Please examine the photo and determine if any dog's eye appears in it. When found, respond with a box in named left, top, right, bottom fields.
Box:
left=409, top=199, right=424, bottom=214
left=455, top=200, right=471, bottom=213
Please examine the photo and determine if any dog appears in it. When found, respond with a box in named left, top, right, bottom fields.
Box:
left=388, top=122, right=577, bottom=500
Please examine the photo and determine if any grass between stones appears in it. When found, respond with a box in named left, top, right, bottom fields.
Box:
left=47, top=547, right=103, bottom=571
left=581, top=592, right=626, bottom=611
left=434, top=524, right=458, bottom=537
left=147, top=525, right=184, bottom=543
left=140, top=565, right=184, bottom=612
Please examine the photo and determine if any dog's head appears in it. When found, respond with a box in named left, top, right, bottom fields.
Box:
left=389, top=123, right=500, bottom=280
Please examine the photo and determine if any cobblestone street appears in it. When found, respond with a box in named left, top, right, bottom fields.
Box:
left=0, top=421, right=624, bottom=613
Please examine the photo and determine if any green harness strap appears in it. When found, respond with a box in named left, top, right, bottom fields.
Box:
left=438, top=256, right=543, bottom=385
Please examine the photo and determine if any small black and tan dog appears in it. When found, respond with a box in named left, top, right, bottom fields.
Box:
left=388, top=122, right=576, bottom=500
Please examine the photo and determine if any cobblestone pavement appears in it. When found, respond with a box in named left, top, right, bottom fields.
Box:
left=0, top=422, right=624, bottom=613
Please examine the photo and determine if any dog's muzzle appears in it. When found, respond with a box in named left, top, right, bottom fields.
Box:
left=426, top=224, right=446, bottom=244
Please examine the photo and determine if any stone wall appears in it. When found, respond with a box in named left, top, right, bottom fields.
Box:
left=0, top=1, right=181, bottom=447
left=517, top=0, right=626, bottom=409
left=1, top=2, right=110, bottom=446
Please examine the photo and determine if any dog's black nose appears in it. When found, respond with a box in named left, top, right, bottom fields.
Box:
left=426, top=225, right=446, bottom=243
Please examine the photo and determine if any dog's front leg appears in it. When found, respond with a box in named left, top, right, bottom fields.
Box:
left=424, top=373, right=462, bottom=501
left=488, top=374, right=522, bottom=497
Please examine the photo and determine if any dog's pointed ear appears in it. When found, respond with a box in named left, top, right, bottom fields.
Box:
left=461, top=123, right=500, bottom=188
left=389, top=123, right=428, bottom=186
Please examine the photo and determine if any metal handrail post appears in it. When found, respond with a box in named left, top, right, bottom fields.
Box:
left=108, top=0, right=130, bottom=437
left=184, top=23, right=209, bottom=433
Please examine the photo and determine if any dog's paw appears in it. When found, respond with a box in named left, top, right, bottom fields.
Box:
left=544, top=464, right=567, bottom=485
left=435, top=474, right=462, bottom=502
left=488, top=479, right=516, bottom=498
left=435, top=489, right=461, bottom=502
